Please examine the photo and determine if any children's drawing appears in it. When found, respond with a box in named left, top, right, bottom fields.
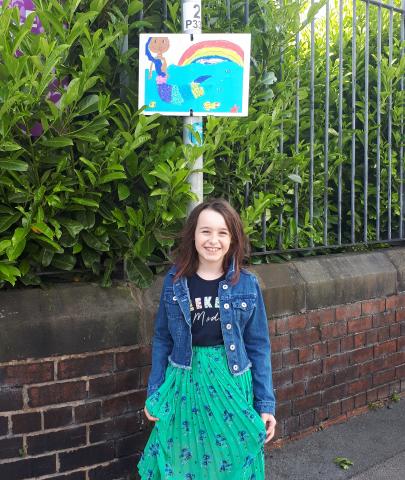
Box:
left=139, top=34, right=251, bottom=117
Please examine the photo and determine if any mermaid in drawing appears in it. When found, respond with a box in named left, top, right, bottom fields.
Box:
left=145, top=36, right=210, bottom=105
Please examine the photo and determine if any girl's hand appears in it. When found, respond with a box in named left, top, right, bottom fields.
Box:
left=260, top=413, right=277, bottom=443
left=144, top=405, right=159, bottom=422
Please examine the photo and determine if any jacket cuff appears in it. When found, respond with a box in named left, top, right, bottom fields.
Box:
left=146, top=385, right=159, bottom=398
left=254, top=400, right=276, bottom=415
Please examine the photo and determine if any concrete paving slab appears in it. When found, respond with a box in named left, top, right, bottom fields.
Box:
left=265, top=401, right=405, bottom=480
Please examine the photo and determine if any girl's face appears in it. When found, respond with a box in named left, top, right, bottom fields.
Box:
left=194, top=209, right=231, bottom=270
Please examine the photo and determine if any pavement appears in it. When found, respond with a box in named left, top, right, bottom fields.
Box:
left=265, top=400, right=405, bottom=479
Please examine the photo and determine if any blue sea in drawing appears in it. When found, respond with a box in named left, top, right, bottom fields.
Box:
left=143, top=61, right=244, bottom=115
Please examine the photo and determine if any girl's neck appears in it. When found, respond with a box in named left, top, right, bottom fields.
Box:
left=196, top=264, right=224, bottom=281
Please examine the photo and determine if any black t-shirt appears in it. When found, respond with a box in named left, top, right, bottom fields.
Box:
left=187, top=273, right=225, bottom=346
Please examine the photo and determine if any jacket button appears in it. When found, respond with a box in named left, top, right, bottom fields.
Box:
left=222, top=284, right=228, bottom=290
left=173, top=296, right=177, bottom=302
left=224, top=303, right=230, bottom=309
left=226, top=323, right=232, bottom=330
left=233, top=364, right=239, bottom=371
left=241, top=302, right=247, bottom=308
left=230, top=344, right=236, bottom=351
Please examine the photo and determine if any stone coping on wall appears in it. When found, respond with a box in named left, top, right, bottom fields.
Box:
left=1, top=246, right=405, bottom=363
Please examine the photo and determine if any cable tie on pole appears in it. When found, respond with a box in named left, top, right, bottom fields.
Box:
left=189, top=109, right=194, bottom=117
left=190, top=33, right=194, bottom=41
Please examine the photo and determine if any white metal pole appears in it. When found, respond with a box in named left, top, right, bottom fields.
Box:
left=182, top=0, right=203, bottom=212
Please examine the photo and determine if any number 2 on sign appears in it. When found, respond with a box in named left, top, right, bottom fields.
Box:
left=184, top=3, right=202, bottom=30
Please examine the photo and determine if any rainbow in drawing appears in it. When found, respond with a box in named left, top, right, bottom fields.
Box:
left=178, top=40, right=244, bottom=67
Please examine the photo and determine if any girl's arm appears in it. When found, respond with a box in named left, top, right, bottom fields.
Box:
left=243, top=275, right=276, bottom=415
left=147, top=281, right=173, bottom=397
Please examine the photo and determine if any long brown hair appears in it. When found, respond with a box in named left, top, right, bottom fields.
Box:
left=173, top=198, right=250, bottom=283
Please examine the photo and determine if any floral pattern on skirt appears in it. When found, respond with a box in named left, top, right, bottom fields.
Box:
left=137, top=345, right=266, bottom=479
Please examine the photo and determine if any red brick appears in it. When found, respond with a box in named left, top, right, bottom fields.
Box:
left=0, top=362, right=54, bottom=386
left=335, top=303, right=361, bottom=321
left=0, top=416, right=8, bottom=435
left=396, top=310, right=405, bottom=322
left=293, top=393, right=321, bottom=414
left=396, top=364, right=405, bottom=379
left=401, top=322, right=405, bottom=335
left=269, top=319, right=276, bottom=336
left=373, top=311, right=395, bottom=328
left=366, top=329, right=378, bottom=345
left=307, top=309, right=335, bottom=327
left=59, top=443, right=115, bottom=472
left=276, top=382, right=305, bottom=402
left=289, top=314, right=308, bottom=331
left=353, top=332, right=366, bottom=348
left=367, top=387, right=379, bottom=403
left=272, top=334, right=291, bottom=352
left=377, top=326, right=390, bottom=343
left=276, top=317, right=289, bottom=335
left=362, top=298, right=386, bottom=315
left=0, top=437, right=23, bottom=459
left=298, top=347, right=313, bottom=363
left=321, top=322, right=347, bottom=339
left=322, top=384, right=347, bottom=404
left=27, top=426, right=86, bottom=455
left=334, top=365, right=360, bottom=384
left=102, top=391, right=146, bottom=417
left=374, top=340, right=397, bottom=357
left=275, top=401, right=291, bottom=420
left=377, top=384, right=390, bottom=399
left=354, top=392, right=367, bottom=408
left=386, top=294, right=405, bottom=310
left=0, top=388, right=23, bottom=412
left=348, top=316, right=373, bottom=334
left=314, top=406, right=328, bottom=423
left=323, top=353, right=349, bottom=373
left=90, top=412, right=140, bottom=442
left=57, top=354, right=113, bottom=380
left=299, top=410, right=315, bottom=430
left=327, top=401, right=341, bottom=418
left=347, top=377, right=372, bottom=395
left=89, top=370, right=140, bottom=398
left=398, top=337, right=405, bottom=352
left=389, top=323, right=400, bottom=338
left=341, top=397, right=355, bottom=414
left=75, top=402, right=101, bottom=423
left=140, top=365, right=151, bottom=388
left=282, top=350, right=299, bottom=367
left=0, top=455, right=56, bottom=479
left=28, top=381, right=86, bottom=407
left=116, top=346, right=152, bottom=370
left=349, top=346, right=374, bottom=364
left=313, top=342, right=328, bottom=359
left=373, top=369, right=396, bottom=386
left=44, top=406, right=72, bottom=429
left=291, top=329, right=320, bottom=348
left=340, top=336, right=355, bottom=352
left=306, top=374, right=334, bottom=394
left=284, top=416, right=300, bottom=436
left=12, top=412, right=41, bottom=434
left=273, top=370, right=292, bottom=387
left=292, top=361, right=322, bottom=382
left=360, top=358, right=385, bottom=376
left=383, top=352, right=405, bottom=369
left=271, top=352, right=282, bottom=370
left=327, top=339, right=340, bottom=355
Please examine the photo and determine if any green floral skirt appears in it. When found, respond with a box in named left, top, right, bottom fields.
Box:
left=137, top=345, right=266, bottom=480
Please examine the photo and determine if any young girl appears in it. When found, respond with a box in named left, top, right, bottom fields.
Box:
left=138, top=198, right=276, bottom=480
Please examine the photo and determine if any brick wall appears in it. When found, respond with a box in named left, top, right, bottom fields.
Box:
left=1, top=248, right=405, bottom=478
left=0, top=346, right=152, bottom=480
left=271, top=294, right=405, bottom=441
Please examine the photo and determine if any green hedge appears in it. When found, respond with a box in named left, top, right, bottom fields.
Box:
left=0, top=0, right=403, bottom=288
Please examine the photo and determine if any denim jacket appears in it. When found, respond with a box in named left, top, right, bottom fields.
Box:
left=147, top=261, right=276, bottom=415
